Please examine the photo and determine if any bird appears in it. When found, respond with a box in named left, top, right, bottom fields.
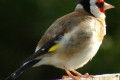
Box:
left=6, top=0, right=114, bottom=80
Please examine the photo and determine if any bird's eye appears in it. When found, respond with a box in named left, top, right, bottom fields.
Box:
left=96, top=2, right=104, bottom=8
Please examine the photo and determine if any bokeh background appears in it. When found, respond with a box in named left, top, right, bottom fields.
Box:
left=0, top=0, right=120, bottom=80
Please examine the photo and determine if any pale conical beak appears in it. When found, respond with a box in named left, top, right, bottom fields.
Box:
left=104, top=2, right=115, bottom=10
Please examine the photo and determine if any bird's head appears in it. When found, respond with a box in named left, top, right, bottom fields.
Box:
left=76, top=0, right=114, bottom=18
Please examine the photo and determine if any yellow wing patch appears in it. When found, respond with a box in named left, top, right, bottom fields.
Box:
left=48, top=43, right=61, bottom=52
left=48, top=33, right=71, bottom=52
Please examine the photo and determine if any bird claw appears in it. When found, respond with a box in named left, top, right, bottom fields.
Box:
left=62, top=75, right=80, bottom=80
left=78, top=73, right=93, bottom=78
left=63, top=67, right=93, bottom=80
left=62, top=73, right=93, bottom=80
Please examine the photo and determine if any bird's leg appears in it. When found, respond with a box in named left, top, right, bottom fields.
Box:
left=62, top=67, right=80, bottom=80
left=71, top=69, right=93, bottom=78
left=71, top=69, right=83, bottom=77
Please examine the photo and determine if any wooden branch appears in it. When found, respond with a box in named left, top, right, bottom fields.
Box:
left=63, top=73, right=120, bottom=80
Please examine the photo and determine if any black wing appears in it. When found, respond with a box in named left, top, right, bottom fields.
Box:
left=5, top=35, right=63, bottom=80
left=24, top=34, right=63, bottom=62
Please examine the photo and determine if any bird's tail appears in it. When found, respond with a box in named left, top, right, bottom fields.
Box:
left=5, top=60, right=40, bottom=80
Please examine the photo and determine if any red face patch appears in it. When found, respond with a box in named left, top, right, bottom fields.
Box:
left=96, top=0, right=104, bottom=4
left=96, top=0, right=105, bottom=13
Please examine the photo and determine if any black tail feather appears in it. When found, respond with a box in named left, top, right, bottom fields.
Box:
left=5, top=60, right=40, bottom=80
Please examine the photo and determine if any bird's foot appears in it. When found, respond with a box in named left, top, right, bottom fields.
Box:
left=63, top=67, right=93, bottom=80
left=62, top=73, right=93, bottom=80
left=75, top=73, right=93, bottom=78
left=79, top=73, right=93, bottom=78
left=71, top=70, right=93, bottom=78
left=62, top=75, right=80, bottom=80
left=63, top=67, right=80, bottom=80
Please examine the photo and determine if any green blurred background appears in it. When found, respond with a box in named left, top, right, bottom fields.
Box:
left=0, top=0, right=120, bottom=80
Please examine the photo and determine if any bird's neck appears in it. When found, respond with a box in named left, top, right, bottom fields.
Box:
left=75, top=4, right=106, bottom=19
left=75, top=4, right=91, bottom=15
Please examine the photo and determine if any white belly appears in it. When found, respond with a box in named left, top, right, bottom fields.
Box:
left=65, top=40, right=102, bottom=70
left=45, top=37, right=102, bottom=70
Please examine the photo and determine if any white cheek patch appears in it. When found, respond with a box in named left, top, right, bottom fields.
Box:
left=90, top=5, right=105, bottom=18
left=90, top=0, right=96, bottom=5
left=89, top=0, right=105, bottom=18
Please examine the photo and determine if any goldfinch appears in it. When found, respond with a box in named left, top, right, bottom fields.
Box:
left=6, top=0, right=114, bottom=80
